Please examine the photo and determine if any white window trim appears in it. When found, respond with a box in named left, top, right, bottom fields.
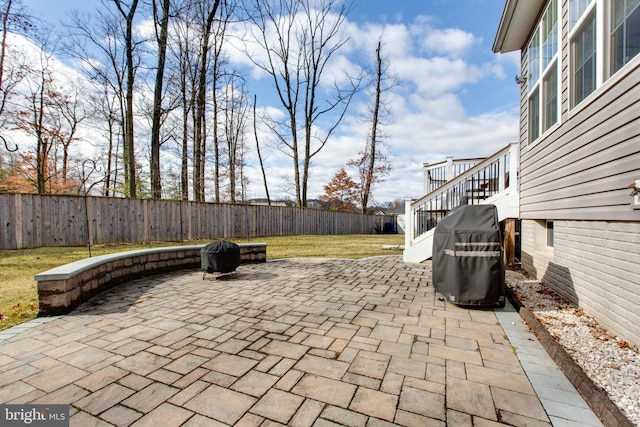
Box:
left=546, top=220, right=555, bottom=249
left=568, top=0, right=640, bottom=117
left=569, top=49, right=640, bottom=117
left=569, top=0, right=597, bottom=36
left=526, top=0, right=562, bottom=147
left=597, top=0, right=606, bottom=87
left=568, top=4, right=598, bottom=109
left=542, top=59, right=560, bottom=132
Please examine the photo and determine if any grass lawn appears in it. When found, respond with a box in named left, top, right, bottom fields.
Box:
left=0, top=234, right=404, bottom=331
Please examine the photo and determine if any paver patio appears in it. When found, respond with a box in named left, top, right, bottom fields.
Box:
left=0, top=256, right=601, bottom=426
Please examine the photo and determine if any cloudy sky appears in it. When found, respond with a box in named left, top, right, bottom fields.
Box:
left=24, top=0, right=521, bottom=205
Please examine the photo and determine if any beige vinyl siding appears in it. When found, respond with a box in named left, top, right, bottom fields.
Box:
left=520, top=62, right=640, bottom=220
left=519, top=0, right=640, bottom=221
left=516, top=0, right=640, bottom=349
left=519, top=47, right=530, bottom=147
left=521, top=219, right=640, bottom=349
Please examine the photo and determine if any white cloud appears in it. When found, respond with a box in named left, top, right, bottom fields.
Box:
left=236, top=12, right=520, bottom=203
left=5, top=3, right=521, bottom=205
left=392, top=56, right=485, bottom=96
left=422, top=28, right=477, bottom=57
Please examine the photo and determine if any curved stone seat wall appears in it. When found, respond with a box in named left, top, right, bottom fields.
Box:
left=35, top=243, right=267, bottom=316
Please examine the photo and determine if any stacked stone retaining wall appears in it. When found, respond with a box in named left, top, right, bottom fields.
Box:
left=35, top=243, right=267, bottom=316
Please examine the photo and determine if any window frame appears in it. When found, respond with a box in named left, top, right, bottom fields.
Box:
left=568, top=0, right=640, bottom=110
left=609, top=0, right=640, bottom=76
left=526, top=0, right=561, bottom=145
left=570, top=4, right=599, bottom=108
left=546, top=221, right=555, bottom=248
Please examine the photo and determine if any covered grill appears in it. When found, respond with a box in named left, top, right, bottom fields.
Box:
left=432, top=204, right=505, bottom=307
left=201, top=240, right=241, bottom=279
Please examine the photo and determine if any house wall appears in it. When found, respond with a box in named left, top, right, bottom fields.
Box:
left=519, top=64, right=640, bottom=220
left=518, top=0, right=640, bottom=348
left=519, top=0, right=640, bottom=220
left=521, top=219, right=640, bottom=348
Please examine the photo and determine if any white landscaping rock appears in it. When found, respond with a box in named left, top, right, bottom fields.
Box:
left=506, top=270, right=640, bottom=426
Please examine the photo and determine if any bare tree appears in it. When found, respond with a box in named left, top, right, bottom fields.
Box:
left=0, top=0, right=14, bottom=110
left=111, top=0, right=140, bottom=198
left=51, top=82, right=89, bottom=185
left=349, top=37, right=393, bottom=213
left=192, top=0, right=221, bottom=202
left=13, top=45, right=56, bottom=194
left=209, top=0, right=233, bottom=203
left=92, top=85, right=122, bottom=196
left=67, top=2, right=144, bottom=198
left=68, top=10, right=126, bottom=196
left=221, top=74, right=248, bottom=203
left=167, top=0, right=228, bottom=202
left=13, top=39, right=88, bottom=194
left=149, top=0, right=171, bottom=199
left=243, top=0, right=361, bottom=207
left=253, top=94, right=270, bottom=205
left=168, top=0, right=197, bottom=200
left=0, top=0, right=31, bottom=131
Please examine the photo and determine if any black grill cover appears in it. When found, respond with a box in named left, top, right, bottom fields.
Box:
left=201, top=240, right=241, bottom=274
left=432, top=204, right=505, bottom=307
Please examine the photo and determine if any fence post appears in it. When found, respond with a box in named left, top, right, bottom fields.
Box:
left=143, top=199, right=149, bottom=243
left=15, top=193, right=23, bottom=249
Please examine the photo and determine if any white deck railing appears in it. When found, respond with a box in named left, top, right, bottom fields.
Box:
left=403, top=143, right=519, bottom=263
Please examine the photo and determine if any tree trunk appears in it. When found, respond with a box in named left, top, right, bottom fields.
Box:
left=362, top=40, right=382, bottom=213
left=253, top=95, right=270, bottom=205
left=35, top=67, right=47, bottom=194
left=193, top=0, right=219, bottom=202
left=0, top=0, right=12, bottom=120
left=113, top=0, right=139, bottom=199
left=212, top=69, right=220, bottom=203
left=181, top=78, right=189, bottom=200
left=105, top=118, right=114, bottom=196
left=150, top=0, right=170, bottom=199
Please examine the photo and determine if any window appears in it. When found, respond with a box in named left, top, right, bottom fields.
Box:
left=546, top=221, right=554, bottom=248
left=542, top=0, right=559, bottom=69
left=528, top=88, right=540, bottom=141
left=543, top=62, right=558, bottom=130
left=570, top=0, right=594, bottom=30
left=527, top=0, right=559, bottom=143
left=611, top=0, right=640, bottom=74
left=571, top=9, right=597, bottom=107
left=568, top=0, right=640, bottom=108
left=529, top=29, right=541, bottom=90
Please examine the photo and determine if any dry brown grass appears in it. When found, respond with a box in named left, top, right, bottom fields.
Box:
left=0, top=234, right=404, bottom=330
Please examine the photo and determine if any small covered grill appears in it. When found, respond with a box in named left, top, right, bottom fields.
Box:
left=201, top=240, right=241, bottom=279
left=432, top=204, right=505, bottom=307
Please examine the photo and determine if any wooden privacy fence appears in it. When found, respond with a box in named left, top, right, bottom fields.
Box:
left=0, top=193, right=397, bottom=250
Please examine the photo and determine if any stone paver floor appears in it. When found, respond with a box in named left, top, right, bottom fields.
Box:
left=0, top=256, right=597, bottom=426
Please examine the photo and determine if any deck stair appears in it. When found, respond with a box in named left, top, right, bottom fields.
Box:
left=403, top=143, right=519, bottom=263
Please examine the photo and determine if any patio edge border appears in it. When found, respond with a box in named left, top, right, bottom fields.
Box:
left=505, top=287, right=634, bottom=427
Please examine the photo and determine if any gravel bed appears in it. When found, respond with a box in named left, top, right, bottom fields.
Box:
left=505, top=269, right=640, bottom=426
